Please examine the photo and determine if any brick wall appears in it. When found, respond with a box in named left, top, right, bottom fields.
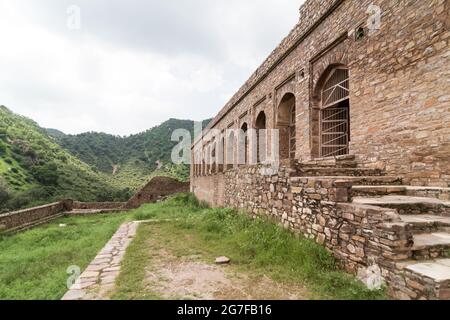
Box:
left=72, top=202, right=126, bottom=210
left=124, top=176, right=190, bottom=209
left=0, top=200, right=73, bottom=234
left=193, top=0, right=450, bottom=187
left=193, top=164, right=426, bottom=298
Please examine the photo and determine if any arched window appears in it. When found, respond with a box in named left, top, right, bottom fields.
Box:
left=194, top=151, right=198, bottom=176
left=255, top=111, right=267, bottom=163
left=239, top=123, right=248, bottom=165
left=319, top=66, right=350, bottom=157
left=211, top=142, right=217, bottom=174
left=226, top=131, right=235, bottom=170
left=277, top=93, right=296, bottom=160
left=219, top=136, right=225, bottom=173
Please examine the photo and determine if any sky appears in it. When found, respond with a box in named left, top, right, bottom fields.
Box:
left=0, top=0, right=303, bottom=136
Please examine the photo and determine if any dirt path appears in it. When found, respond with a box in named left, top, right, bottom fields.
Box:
left=142, top=246, right=309, bottom=300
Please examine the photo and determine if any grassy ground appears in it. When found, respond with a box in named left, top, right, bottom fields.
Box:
left=0, top=212, right=131, bottom=300
left=114, top=194, right=388, bottom=300
left=0, top=194, right=388, bottom=300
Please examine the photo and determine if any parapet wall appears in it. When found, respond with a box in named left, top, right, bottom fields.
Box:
left=0, top=200, right=73, bottom=234
left=72, top=201, right=126, bottom=210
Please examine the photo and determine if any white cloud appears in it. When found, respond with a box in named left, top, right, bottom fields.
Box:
left=0, top=0, right=303, bottom=135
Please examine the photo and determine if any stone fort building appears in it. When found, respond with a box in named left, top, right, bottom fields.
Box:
left=191, top=0, right=450, bottom=299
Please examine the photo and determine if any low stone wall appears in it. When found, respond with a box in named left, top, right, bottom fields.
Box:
left=0, top=200, right=73, bottom=234
left=124, top=176, right=190, bottom=209
left=72, top=202, right=126, bottom=210
left=193, top=164, right=434, bottom=298
left=221, top=165, right=413, bottom=274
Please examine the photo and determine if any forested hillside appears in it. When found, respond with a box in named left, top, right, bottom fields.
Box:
left=0, top=106, right=132, bottom=213
left=0, top=106, right=210, bottom=213
left=48, top=118, right=211, bottom=186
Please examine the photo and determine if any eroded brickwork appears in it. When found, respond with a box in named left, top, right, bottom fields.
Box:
left=192, top=0, right=449, bottom=186
left=191, top=0, right=450, bottom=300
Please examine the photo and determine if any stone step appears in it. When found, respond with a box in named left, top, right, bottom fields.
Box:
left=352, top=185, right=450, bottom=200
left=353, top=196, right=450, bottom=216
left=396, top=259, right=450, bottom=300
left=299, top=156, right=357, bottom=168
left=401, top=215, right=450, bottom=234
left=411, top=233, right=450, bottom=260
left=299, top=161, right=357, bottom=168
left=295, top=167, right=384, bottom=177
left=352, top=185, right=407, bottom=197
left=405, top=186, right=450, bottom=201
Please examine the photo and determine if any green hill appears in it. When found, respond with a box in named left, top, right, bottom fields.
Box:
left=48, top=118, right=211, bottom=186
left=0, top=106, right=132, bottom=213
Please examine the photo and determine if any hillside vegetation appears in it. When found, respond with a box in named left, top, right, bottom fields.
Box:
left=48, top=118, right=210, bottom=187
left=0, top=106, right=132, bottom=213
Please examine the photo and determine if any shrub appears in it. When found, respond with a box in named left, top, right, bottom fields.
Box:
left=33, top=162, right=59, bottom=186
left=0, top=181, right=10, bottom=203
left=0, top=128, right=7, bottom=140
left=0, top=141, right=6, bottom=155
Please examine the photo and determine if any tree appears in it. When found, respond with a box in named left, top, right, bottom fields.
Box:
left=0, top=180, right=10, bottom=204
left=33, top=162, right=59, bottom=186
left=0, top=141, right=6, bottom=155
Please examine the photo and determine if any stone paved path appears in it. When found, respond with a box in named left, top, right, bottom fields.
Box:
left=62, top=221, right=139, bottom=300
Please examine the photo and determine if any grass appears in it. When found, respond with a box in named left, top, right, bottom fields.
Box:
left=0, top=212, right=131, bottom=300
left=112, top=223, right=160, bottom=300
left=114, top=194, right=388, bottom=300
left=0, top=193, right=388, bottom=300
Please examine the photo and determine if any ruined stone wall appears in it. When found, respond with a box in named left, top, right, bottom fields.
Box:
left=190, top=174, right=226, bottom=208
left=215, top=165, right=432, bottom=298
left=124, top=176, right=190, bottom=209
left=193, top=0, right=450, bottom=186
left=72, top=202, right=126, bottom=210
left=220, top=165, right=410, bottom=271
left=0, top=200, right=73, bottom=234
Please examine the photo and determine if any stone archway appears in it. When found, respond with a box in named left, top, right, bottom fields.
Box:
left=239, top=123, right=249, bottom=165
left=311, top=64, right=350, bottom=158
left=226, top=131, right=235, bottom=170
left=255, top=111, right=267, bottom=163
left=276, top=93, right=296, bottom=160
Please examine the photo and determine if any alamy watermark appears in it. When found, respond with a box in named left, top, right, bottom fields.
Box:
left=367, top=4, right=382, bottom=35
left=67, top=5, right=81, bottom=31
left=171, top=122, right=281, bottom=176
left=66, top=265, right=81, bottom=289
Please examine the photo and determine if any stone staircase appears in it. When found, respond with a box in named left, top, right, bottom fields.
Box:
left=352, top=190, right=450, bottom=299
left=351, top=178, right=450, bottom=299
left=294, top=155, right=450, bottom=299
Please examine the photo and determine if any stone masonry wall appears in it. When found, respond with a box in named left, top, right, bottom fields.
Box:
left=124, top=176, right=190, bottom=209
left=72, top=202, right=126, bottom=210
left=193, top=0, right=450, bottom=187
left=0, top=200, right=73, bottom=234
left=193, top=163, right=447, bottom=299
left=220, top=165, right=412, bottom=272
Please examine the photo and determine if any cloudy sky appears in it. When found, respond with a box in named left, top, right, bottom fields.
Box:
left=0, top=0, right=303, bottom=135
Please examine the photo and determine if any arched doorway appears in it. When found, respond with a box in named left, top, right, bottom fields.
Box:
left=239, top=123, right=248, bottom=165
left=218, top=136, right=225, bottom=173
left=211, top=142, right=217, bottom=174
left=316, top=66, right=350, bottom=158
left=226, top=131, right=235, bottom=170
left=255, top=111, right=267, bottom=163
left=277, top=93, right=296, bottom=160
